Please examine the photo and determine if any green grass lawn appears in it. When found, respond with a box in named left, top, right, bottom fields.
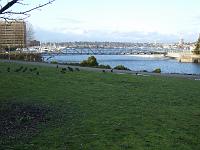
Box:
left=0, top=62, right=200, bottom=150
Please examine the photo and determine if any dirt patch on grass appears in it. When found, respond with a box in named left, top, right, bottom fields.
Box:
left=0, top=102, right=50, bottom=138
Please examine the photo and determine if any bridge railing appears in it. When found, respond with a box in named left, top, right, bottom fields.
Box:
left=54, top=47, right=190, bottom=55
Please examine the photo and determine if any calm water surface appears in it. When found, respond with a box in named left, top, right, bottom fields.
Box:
left=44, top=55, right=200, bottom=74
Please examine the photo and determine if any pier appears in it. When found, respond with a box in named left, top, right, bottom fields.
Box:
left=166, top=51, right=200, bottom=63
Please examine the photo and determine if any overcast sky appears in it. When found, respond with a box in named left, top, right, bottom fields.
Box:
left=25, top=0, right=200, bottom=42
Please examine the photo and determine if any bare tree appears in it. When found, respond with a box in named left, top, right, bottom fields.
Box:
left=0, top=0, right=55, bottom=21
left=26, top=22, right=35, bottom=46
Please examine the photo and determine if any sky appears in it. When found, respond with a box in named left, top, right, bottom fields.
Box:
left=20, top=0, right=200, bottom=42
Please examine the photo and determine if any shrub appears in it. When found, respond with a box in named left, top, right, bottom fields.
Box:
left=80, top=56, right=98, bottom=67
left=114, top=65, right=131, bottom=71
left=153, top=68, right=161, bottom=73
left=80, top=60, right=88, bottom=67
left=97, top=64, right=111, bottom=69
left=141, top=70, right=148, bottom=72
left=0, top=53, right=42, bottom=62
left=51, top=61, right=58, bottom=64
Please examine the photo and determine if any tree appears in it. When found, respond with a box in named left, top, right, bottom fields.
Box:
left=80, top=56, right=99, bottom=67
left=193, top=34, right=200, bottom=55
left=0, top=0, right=55, bottom=21
left=26, top=22, right=35, bottom=47
left=87, top=56, right=98, bottom=66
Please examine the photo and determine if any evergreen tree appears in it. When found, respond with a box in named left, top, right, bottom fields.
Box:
left=193, top=35, right=200, bottom=54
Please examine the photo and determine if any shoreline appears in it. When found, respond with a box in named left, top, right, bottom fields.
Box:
left=43, top=54, right=200, bottom=74
left=1, top=59, right=200, bottom=80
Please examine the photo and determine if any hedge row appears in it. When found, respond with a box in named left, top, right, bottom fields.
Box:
left=0, top=53, right=42, bottom=62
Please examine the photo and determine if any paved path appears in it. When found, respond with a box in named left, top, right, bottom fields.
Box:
left=1, top=59, right=200, bottom=80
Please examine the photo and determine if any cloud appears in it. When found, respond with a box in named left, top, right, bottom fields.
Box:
left=56, top=17, right=83, bottom=24
left=34, top=26, right=198, bottom=43
left=191, top=15, right=200, bottom=25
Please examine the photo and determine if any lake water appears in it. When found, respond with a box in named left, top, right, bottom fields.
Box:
left=44, top=54, right=200, bottom=74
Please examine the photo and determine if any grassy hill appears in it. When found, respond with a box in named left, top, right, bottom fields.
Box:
left=0, top=62, right=200, bottom=150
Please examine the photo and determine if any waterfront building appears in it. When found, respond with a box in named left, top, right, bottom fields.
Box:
left=178, top=38, right=184, bottom=48
left=179, top=38, right=184, bottom=45
left=0, top=21, right=26, bottom=50
left=29, top=40, right=40, bottom=47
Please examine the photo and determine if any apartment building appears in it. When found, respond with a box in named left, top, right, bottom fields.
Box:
left=0, top=21, right=26, bottom=49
